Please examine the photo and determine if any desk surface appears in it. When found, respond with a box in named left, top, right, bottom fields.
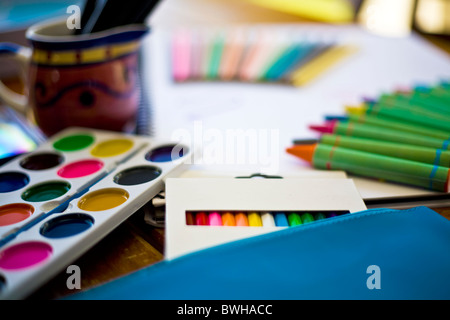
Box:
left=1, top=0, right=449, bottom=299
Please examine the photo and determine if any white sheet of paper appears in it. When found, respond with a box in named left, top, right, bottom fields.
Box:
left=141, top=23, right=450, bottom=200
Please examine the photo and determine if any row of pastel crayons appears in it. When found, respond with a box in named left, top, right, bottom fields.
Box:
left=287, top=81, right=450, bottom=192
left=186, top=210, right=349, bottom=227
left=171, top=27, right=356, bottom=86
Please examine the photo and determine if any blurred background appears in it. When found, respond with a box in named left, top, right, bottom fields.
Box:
left=0, top=0, right=449, bottom=79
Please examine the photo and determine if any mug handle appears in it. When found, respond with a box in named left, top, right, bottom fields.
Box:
left=0, top=42, right=32, bottom=114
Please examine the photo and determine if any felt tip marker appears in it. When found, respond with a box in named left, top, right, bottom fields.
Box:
left=286, top=143, right=450, bottom=192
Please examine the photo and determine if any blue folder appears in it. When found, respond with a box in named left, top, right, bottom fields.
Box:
left=66, top=206, right=450, bottom=300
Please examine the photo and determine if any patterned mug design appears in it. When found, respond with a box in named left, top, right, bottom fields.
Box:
left=0, top=19, right=148, bottom=136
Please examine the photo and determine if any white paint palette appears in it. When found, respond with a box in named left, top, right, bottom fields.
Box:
left=0, top=127, right=192, bottom=299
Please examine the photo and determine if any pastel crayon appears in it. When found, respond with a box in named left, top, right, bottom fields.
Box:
left=290, top=45, right=357, bottom=86
left=314, top=212, right=327, bottom=220
left=248, top=212, right=263, bottom=227
left=209, top=211, right=223, bottom=226
left=207, top=34, right=225, bottom=79
left=238, top=31, right=266, bottom=81
left=301, top=213, right=315, bottom=224
left=299, top=134, right=450, bottom=167
left=310, top=121, right=450, bottom=151
left=261, top=212, right=276, bottom=227
left=274, top=212, right=289, bottom=227
left=172, top=30, right=191, bottom=82
left=287, top=212, right=302, bottom=226
left=190, top=30, right=203, bottom=79
left=219, top=30, right=245, bottom=80
left=186, top=212, right=195, bottom=225
left=235, top=212, right=249, bottom=226
left=263, top=42, right=314, bottom=81
left=287, top=143, right=450, bottom=192
left=195, top=212, right=209, bottom=225
left=222, top=212, right=236, bottom=226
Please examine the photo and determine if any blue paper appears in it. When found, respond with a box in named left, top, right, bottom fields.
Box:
left=66, top=206, right=450, bottom=300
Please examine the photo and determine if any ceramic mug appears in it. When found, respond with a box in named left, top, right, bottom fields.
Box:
left=0, top=18, right=148, bottom=136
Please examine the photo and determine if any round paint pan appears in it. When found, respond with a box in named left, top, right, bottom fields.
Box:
left=40, top=213, right=94, bottom=239
left=113, top=166, right=162, bottom=186
left=0, top=241, right=52, bottom=271
left=53, top=134, right=94, bottom=152
left=21, top=181, right=71, bottom=202
left=0, top=172, right=30, bottom=193
left=145, top=144, right=188, bottom=162
left=57, top=159, right=104, bottom=178
left=20, top=152, right=64, bottom=170
left=0, top=274, right=6, bottom=293
left=78, top=188, right=129, bottom=212
left=90, top=139, right=133, bottom=157
left=0, top=203, right=35, bottom=226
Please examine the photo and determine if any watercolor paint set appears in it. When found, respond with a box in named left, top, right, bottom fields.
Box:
left=0, top=127, right=192, bottom=299
left=165, top=178, right=367, bottom=259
